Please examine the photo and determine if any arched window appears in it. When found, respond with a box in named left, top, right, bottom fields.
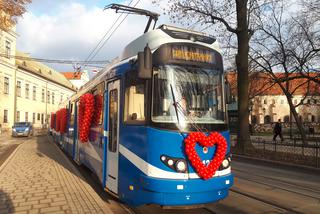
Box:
left=251, top=115, right=257, bottom=124
left=311, top=115, right=316, bottom=123
left=264, top=115, right=271, bottom=124
left=284, top=115, right=290, bottom=123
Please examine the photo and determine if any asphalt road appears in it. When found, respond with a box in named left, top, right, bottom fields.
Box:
left=0, top=136, right=28, bottom=167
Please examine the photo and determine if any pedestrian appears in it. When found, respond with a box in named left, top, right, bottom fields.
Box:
left=273, top=119, right=284, bottom=142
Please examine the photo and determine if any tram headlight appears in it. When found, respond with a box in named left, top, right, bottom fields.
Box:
left=160, top=155, right=188, bottom=173
left=175, top=160, right=187, bottom=172
left=222, top=159, right=229, bottom=168
left=219, top=154, right=231, bottom=170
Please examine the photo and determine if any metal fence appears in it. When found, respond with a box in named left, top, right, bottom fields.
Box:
left=233, top=138, right=320, bottom=168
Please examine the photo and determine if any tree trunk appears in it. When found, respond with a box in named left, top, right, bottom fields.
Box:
left=286, top=96, right=307, bottom=144
left=235, top=0, right=250, bottom=154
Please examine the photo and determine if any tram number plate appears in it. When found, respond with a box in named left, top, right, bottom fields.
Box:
left=202, top=160, right=210, bottom=166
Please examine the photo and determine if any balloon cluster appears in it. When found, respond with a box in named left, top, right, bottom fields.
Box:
left=78, top=93, right=95, bottom=142
left=184, top=132, right=227, bottom=180
left=59, top=108, right=68, bottom=134
left=92, top=94, right=103, bottom=126
left=50, top=113, right=55, bottom=129
left=55, top=110, right=61, bottom=132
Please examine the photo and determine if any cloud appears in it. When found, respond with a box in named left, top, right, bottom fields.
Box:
left=16, top=0, right=173, bottom=71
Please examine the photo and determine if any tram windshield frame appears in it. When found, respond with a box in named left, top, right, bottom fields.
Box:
left=149, top=43, right=228, bottom=132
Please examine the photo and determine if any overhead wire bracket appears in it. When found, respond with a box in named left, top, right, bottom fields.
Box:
left=104, top=3, right=160, bottom=33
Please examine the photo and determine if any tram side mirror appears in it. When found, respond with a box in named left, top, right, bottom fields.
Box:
left=138, top=44, right=152, bottom=79
left=225, top=81, right=233, bottom=104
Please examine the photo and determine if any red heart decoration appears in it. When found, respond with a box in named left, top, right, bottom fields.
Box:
left=184, top=132, right=227, bottom=180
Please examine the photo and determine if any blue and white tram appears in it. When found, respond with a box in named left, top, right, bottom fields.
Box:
left=53, top=25, right=233, bottom=207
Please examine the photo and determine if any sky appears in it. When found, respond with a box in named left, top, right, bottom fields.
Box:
left=16, top=0, right=175, bottom=73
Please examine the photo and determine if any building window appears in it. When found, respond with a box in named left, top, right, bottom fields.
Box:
left=251, top=115, right=257, bottom=124
left=264, top=100, right=267, bottom=104
left=17, top=81, right=21, bottom=97
left=33, top=86, right=36, bottom=100
left=264, top=115, right=271, bottom=124
left=25, top=83, right=29, bottom=99
left=41, top=89, right=45, bottom=102
left=47, top=91, right=50, bottom=103
left=60, top=94, right=63, bottom=103
left=37, top=113, right=40, bottom=120
left=41, top=114, right=44, bottom=124
left=284, top=115, right=290, bottom=123
left=5, top=40, right=11, bottom=58
left=4, top=77, right=9, bottom=94
left=3, top=110, right=8, bottom=123
left=25, top=112, right=28, bottom=122
left=33, top=113, right=36, bottom=124
left=307, top=99, right=311, bottom=104
left=16, top=111, right=20, bottom=122
left=52, top=92, right=55, bottom=104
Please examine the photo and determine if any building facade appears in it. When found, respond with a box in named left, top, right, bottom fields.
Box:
left=61, top=71, right=89, bottom=90
left=0, top=28, right=76, bottom=134
left=226, top=72, right=320, bottom=125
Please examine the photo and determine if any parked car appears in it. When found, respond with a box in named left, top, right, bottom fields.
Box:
left=12, top=122, right=33, bottom=137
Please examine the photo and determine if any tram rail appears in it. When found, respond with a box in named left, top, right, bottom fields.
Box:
left=230, top=189, right=304, bottom=214
left=233, top=168, right=320, bottom=199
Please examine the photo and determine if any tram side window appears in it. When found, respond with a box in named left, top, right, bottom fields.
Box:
left=69, top=103, right=74, bottom=127
left=109, top=89, right=118, bottom=152
left=124, top=73, right=147, bottom=123
left=92, top=82, right=105, bottom=125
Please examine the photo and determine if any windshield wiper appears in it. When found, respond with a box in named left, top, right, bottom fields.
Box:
left=170, top=84, right=180, bottom=124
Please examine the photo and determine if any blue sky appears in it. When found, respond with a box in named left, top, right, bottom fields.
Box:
left=16, top=0, right=175, bottom=72
left=27, top=0, right=123, bottom=16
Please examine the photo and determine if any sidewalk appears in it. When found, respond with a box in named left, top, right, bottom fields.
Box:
left=0, top=136, right=114, bottom=214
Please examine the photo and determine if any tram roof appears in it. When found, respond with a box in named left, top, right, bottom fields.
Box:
left=62, top=25, right=222, bottom=104
left=120, top=25, right=221, bottom=61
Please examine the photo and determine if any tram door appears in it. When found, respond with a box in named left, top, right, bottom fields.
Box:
left=106, top=80, right=120, bottom=194
left=74, top=100, right=80, bottom=163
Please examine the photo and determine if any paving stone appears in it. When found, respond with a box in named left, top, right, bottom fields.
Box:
left=0, top=137, right=114, bottom=213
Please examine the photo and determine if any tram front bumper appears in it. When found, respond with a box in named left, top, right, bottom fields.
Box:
left=138, top=173, right=234, bottom=206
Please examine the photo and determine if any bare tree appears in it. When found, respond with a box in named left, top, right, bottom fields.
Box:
left=153, top=0, right=280, bottom=153
left=250, top=2, right=320, bottom=143
left=0, top=0, right=31, bottom=31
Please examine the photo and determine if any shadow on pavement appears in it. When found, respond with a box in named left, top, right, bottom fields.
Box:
left=0, top=190, right=14, bottom=213
left=35, top=135, right=127, bottom=213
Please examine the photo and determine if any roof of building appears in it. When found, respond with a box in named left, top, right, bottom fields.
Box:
left=61, top=72, right=83, bottom=80
left=226, top=71, right=320, bottom=97
left=15, top=52, right=76, bottom=91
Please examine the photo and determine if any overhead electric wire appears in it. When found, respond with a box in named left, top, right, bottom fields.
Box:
left=83, top=0, right=141, bottom=68
left=83, top=0, right=135, bottom=66
left=0, top=53, right=109, bottom=65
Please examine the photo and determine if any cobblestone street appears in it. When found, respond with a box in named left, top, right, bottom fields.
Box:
left=0, top=136, right=114, bottom=214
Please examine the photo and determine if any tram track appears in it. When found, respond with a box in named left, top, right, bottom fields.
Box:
left=233, top=168, right=320, bottom=200
left=229, top=188, right=305, bottom=214
left=128, top=204, right=217, bottom=214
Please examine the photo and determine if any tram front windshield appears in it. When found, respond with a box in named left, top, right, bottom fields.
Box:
left=152, top=65, right=225, bottom=126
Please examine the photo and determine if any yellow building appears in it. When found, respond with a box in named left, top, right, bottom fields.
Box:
left=0, top=27, right=76, bottom=134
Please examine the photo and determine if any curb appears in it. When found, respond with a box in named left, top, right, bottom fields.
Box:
left=233, top=154, right=320, bottom=173
left=0, top=142, right=24, bottom=173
